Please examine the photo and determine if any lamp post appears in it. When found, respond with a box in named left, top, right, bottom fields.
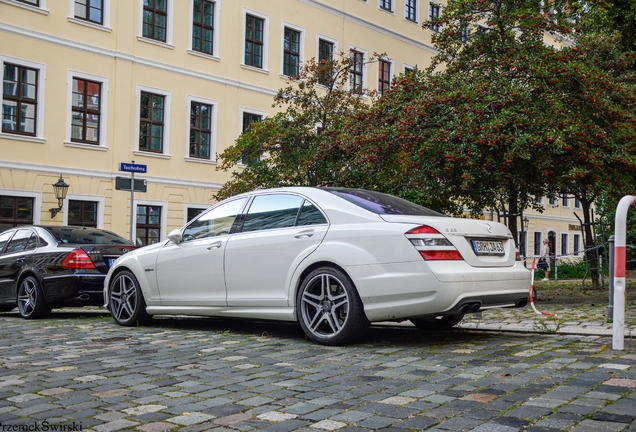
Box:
left=49, top=175, right=69, bottom=218
left=522, top=216, right=529, bottom=261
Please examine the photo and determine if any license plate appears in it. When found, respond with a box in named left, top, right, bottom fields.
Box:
left=472, top=240, right=505, bottom=256
left=107, top=258, right=115, bottom=267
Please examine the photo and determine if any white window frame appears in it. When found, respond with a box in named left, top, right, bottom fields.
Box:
left=348, top=45, right=368, bottom=93
left=533, top=231, right=542, bottom=257
left=238, top=107, right=267, bottom=167
left=67, top=0, right=111, bottom=31
left=65, top=70, right=109, bottom=151
left=428, top=1, right=442, bottom=32
left=404, top=0, right=419, bottom=23
left=0, top=0, right=48, bottom=14
left=280, top=22, right=305, bottom=78
left=0, top=55, right=47, bottom=143
left=183, top=203, right=209, bottom=225
left=137, top=0, right=175, bottom=48
left=0, top=189, right=42, bottom=225
left=377, top=56, right=394, bottom=95
left=134, top=199, right=168, bottom=245
left=548, top=196, right=557, bottom=206
left=241, top=8, right=269, bottom=73
left=574, top=196, right=582, bottom=209
left=185, top=95, right=218, bottom=163
left=63, top=194, right=105, bottom=228
left=316, top=34, right=338, bottom=62
left=560, top=232, right=568, bottom=257
left=379, top=0, right=394, bottom=13
left=562, top=194, right=570, bottom=208
left=573, top=233, right=581, bottom=256
left=535, top=196, right=544, bottom=205
left=134, top=84, right=172, bottom=158
left=403, top=63, right=416, bottom=73
left=187, top=0, right=221, bottom=61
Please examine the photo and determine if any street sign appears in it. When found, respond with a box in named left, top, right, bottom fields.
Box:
left=115, top=176, right=147, bottom=192
left=119, top=162, right=147, bottom=173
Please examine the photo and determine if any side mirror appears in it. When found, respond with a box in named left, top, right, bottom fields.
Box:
left=167, top=229, right=182, bottom=244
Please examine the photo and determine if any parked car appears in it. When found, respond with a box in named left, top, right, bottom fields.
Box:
left=0, top=226, right=135, bottom=318
left=104, top=187, right=531, bottom=345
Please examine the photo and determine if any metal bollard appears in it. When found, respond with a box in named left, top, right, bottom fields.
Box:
left=608, top=235, right=614, bottom=323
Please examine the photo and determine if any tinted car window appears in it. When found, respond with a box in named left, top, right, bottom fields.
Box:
left=183, top=198, right=247, bottom=241
left=4, top=229, right=34, bottom=253
left=0, top=231, right=14, bottom=254
left=45, top=227, right=133, bottom=245
left=242, top=194, right=303, bottom=232
left=297, top=200, right=327, bottom=226
left=325, top=188, right=446, bottom=217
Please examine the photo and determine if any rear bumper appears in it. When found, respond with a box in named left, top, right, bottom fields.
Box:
left=41, top=273, right=106, bottom=306
left=345, top=260, right=531, bottom=322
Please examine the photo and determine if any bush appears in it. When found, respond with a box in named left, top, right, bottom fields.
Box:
left=533, top=259, right=608, bottom=280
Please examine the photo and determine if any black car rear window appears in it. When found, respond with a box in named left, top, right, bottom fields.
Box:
left=44, top=227, right=133, bottom=245
left=325, top=188, right=446, bottom=217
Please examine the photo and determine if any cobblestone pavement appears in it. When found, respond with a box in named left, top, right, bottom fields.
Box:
left=0, top=303, right=635, bottom=432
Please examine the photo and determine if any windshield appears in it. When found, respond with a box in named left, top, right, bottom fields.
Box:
left=325, top=188, right=446, bottom=217
left=44, top=226, right=134, bottom=245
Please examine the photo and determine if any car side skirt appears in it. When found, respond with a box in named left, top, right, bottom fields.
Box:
left=145, top=306, right=296, bottom=322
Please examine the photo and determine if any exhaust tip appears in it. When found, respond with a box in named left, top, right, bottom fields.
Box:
left=471, top=303, right=481, bottom=313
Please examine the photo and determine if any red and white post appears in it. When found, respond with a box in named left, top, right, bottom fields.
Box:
left=613, top=195, right=636, bottom=350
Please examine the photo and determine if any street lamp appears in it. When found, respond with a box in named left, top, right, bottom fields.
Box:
left=522, top=216, right=530, bottom=259
left=49, top=175, right=69, bottom=218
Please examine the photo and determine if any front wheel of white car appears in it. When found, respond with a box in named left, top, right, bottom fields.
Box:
left=297, top=267, right=369, bottom=346
left=109, top=270, right=151, bottom=326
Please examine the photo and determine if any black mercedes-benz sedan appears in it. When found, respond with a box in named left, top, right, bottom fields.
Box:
left=0, top=226, right=135, bottom=319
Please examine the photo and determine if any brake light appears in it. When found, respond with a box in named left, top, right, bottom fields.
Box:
left=406, top=225, right=440, bottom=235
left=419, top=250, right=464, bottom=261
left=515, top=252, right=521, bottom=261
left=62, top=249, right=96, bottom=269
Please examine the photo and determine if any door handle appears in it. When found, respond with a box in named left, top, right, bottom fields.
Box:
left=207, top=241, right=223, bottom=250
left=294, top=229, right=315, bottom=239
left=16, top=257, right=25, bottom=263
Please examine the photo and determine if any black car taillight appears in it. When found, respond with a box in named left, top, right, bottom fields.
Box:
left=61, top=248, right=96, bottom=269
left=405, top=225, right=464, bottom=261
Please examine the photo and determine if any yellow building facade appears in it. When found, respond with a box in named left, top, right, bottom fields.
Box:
left=0, top=0, right=584, bottom=257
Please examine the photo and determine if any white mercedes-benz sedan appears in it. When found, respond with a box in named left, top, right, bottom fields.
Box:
left=104, top=187, right=531, bottom=345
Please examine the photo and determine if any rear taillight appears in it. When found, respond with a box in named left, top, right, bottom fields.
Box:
left=62, top=249, right=96, bottom=269
left=515, top=252, right=521, bottom=261
left=406, top=225, right=464, bottom=261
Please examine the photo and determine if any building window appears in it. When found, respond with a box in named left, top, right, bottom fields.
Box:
left=378, top=59, right=391, bottom=96
left=562, top=194, right=569, bottom=207
left=187, top=207, right=206, bottom=222
left=245, top=14, right=264, bottom=68
left=16, top=0, right=39, bottom=5
left=405, top=0, right=417, bottom=21
left=0, top=196, right=34, bottom=231
left=68, top=200, right=97, bottom=227
left=561, top=233, right=568, bottom=257
left=573, top=234, right=580, bottom=256
left=74, top=0, right=103, bottom=24
left=2, top=63, right=38, bottom=136
left=350, top=49, right=364, bottom=93
left=380, top=0, right=392, bottom=11
left=189, top=101, right=212, bottom=159
left=142, top=0, right=167, bottom=42
left=548, top=196, right=557, bottom=206
left=318, top=38, right=334, bottom=86
left=241, top=112, right=262, bottom=165
left=71, top=78, right=101, bottom=145
left=533, top=232, right=542, bottom=257
left=459, top=21, right=469, bottom=42
left=136, top=205, right=161, bottom=246
left=574, top=196, right=581, bottom=208
left=283, top=27, right=301, bottom=77
left=429, top=2, right=441, bottom=32
left=139, top=91, right=165, bottom=153
left=192, top=0, right=215, bottom=55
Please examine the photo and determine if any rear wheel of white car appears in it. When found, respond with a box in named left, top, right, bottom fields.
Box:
left=410, top=313, right=465, bottom=331
left=109, top=270, right=151, bottom=326
left=297, top=267, right=369, bottom=346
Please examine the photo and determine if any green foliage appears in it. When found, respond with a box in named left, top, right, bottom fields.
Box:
left=534, top=259, right=608, bottom=279
left=571, top=0, right=636, bottom=55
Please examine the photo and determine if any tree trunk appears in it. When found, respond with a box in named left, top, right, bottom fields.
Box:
left=580, top=194, right=600, bottom=288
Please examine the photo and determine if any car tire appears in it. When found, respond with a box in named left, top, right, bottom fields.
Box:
left=17, top=276, right=51, bottom=319
left=297, top=266, right=369, bottom=346
left=108, top=270, right=151, bottom=326
left=410, top=313, right=465, bottom=331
